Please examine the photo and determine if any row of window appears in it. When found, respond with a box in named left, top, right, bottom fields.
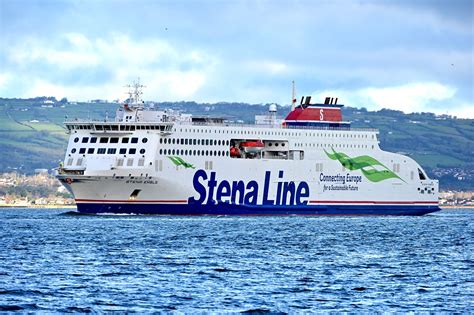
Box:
left=71, top=148, right=146, bottom=155
left=175, top=127, right=374, bottom=139
left=160, top=149, right=230, bottom=157
left=69, top=124, right=170, bottom=131
left=66, top=157, right=146, bottom=168
left=160, top=138, right=230, bottom=146
left=74, top=136, right=148, bottom=144
left=294, top=143, right=374, bottom=149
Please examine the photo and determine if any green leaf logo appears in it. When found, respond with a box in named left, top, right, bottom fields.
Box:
left=167, top=156, right=195, bottom=169
left=324, top=148, right=405, bottom=183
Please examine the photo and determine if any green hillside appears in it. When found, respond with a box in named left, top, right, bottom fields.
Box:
left=1, top=97, right=473, bottom=190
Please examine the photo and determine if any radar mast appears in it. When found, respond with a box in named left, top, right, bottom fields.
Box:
left=125, top=78, right=146, bottom=109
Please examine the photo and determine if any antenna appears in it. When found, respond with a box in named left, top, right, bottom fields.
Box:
left=291, top=81, right=297, bottom=111
left=124, top=78, right=146, bottom=108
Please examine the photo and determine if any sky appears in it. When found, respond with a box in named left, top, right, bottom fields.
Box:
left=0, top=0, right=473, bottom=117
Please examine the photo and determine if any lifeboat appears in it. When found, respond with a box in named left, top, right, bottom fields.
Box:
left=230, top=147, right=241, bottom=157
left=240, top=140, right=264, bottom=154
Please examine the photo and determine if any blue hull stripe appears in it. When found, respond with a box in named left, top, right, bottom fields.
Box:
left=76, top=203, right=440, bottom=216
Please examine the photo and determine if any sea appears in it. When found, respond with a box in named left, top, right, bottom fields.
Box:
left=0, top=208, right=472, bottom=313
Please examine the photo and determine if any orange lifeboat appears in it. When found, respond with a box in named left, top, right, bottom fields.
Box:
left=240, top=140, right=264, bottom=154
left=230, top=147, right=241, bottom=157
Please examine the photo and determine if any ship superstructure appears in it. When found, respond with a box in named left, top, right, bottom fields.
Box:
left=56, top=81, right=440, bottom=215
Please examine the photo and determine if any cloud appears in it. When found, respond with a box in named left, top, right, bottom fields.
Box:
left=0, top=73, right=10, bottom=90
left=0, top=1, right=472, bottom=117
left=243, top=60, right=291, bottom=75
left=2, top=33, right=218, bottom=101
left=312, top=82, right=466, bottom=116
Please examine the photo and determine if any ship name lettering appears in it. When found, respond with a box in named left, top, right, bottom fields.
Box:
left=188, top=169, right=309, bottom=206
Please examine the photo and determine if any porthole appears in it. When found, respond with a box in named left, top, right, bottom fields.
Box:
left=160, top=138, right=163, bottom=144
left=159, top=149, right=163, bottom=154
left=71, top=148, right=77, bottom=153
left=142, top=138, right=148, bottom=143
left=140, top=149, right=146, bottom=154
left=74, top=137, right=79, bottom=143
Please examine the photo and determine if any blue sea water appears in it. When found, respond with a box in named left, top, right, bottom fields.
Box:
left=0, top=208, right=472, bottom=313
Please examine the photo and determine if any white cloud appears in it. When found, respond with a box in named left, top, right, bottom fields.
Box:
left=312, top=82, right=457, bottom=115
left=4, top=33, right=217, bottom=101
left=0, top=73, right=11, bottom=90
left=363, top=82, right=456, bottom=112
left=243, top=60, right=290, bottom=75
left=443, top=102, right=474, bottom=119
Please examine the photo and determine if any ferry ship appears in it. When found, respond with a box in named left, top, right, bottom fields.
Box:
left=56, top=81, right=440, bottom=215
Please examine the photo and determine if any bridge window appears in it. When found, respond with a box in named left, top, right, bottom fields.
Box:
left=131, top=137, right=138, bottom=144
left=82, top=137, right=89, bottom=143
left=107, top=148, right=116, bottom=154
left=110, top=137, right=119, bottom=143
left=122, top=137, right=129, bottom=143
left=79, top=148, right=86, bottom=154
left=418, top=168, right=427, bottom=180
left=97, top=148, right=106, bottom=154
left=129, top=148, right=136, bottom=154
left=87, top=148, right=94, bottom=154
left=90, top=137, right=97, bottom=143
left=100, top=137, right=108, bottom=143
left=119, top=148, right=127, bottom=154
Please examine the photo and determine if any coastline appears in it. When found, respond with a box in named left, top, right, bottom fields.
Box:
left=0, top=205, right=76, bottom=209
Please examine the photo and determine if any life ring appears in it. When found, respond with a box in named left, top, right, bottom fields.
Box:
left=66, top=178, right=73, bottom=184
